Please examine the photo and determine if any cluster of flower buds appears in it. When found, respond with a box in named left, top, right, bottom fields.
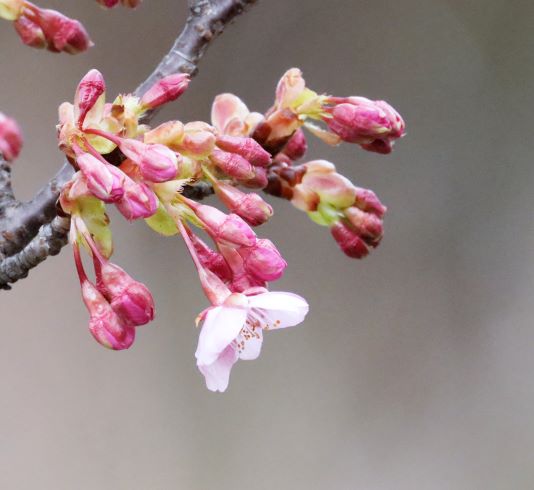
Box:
left=0, top=0, right=92, bottom=53
left=96, top=0, right=141, bottom=8
left=253, top=68, right=405, bottom=155
left=57, top=66, right=404, bottom=391
left=0, top=112, right=23, bottom=162
left=266, top=159, right=386, bottom=258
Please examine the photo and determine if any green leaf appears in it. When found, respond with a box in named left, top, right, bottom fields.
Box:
left=145, top=202, right=178, bottom=236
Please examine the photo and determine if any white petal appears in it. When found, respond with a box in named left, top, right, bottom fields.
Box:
left=238, top=328, right=263, bottom=361
left=248, top=292, right=309, bottom=330
left=211, top=94, right=250, bottom=133
left=198, top=344, right=239, bottom=392
left=195, top=306, right=247, bottom=365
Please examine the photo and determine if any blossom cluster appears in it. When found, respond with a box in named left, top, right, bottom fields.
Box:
left=45, top=67, right=404, bottom=392
left=0, top=0, right=92, bottom=53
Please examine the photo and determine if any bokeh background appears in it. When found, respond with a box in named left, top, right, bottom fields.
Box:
left=1, top=0, right=534, bottom=488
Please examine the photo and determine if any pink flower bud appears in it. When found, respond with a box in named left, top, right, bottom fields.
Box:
left=115, top=178, right=157, bottom=220
left=0, top=112, right=23, bottom=162
left=0, top=0, right=23, bottom=20
left=325, top=97, right=405, bottom=153
left=97, top=262, right=155, bottom=326
left=215, top=182, right=273, bottom=226
left=353, top=187, right=387, bottom=218
left=119, top=139, right=178, bottom=182
left=240, top=166, right=268, bottom=189
left=76, top=152, right=124, bottom=203
left=188, top=232, right=232, bottom=282
left=13, top=16, right=46, bottom=48
left=210, top=149, right=255, bottom=181
left=215, top=135, right=271, bottom=167
left=238, top=239, right=287, bottom=282
left=27, top=6, right=93, bottom=54
left=81, top=280, right=135, bottom=350
left=74, top=69, right=105, bottom=127
left=96, top=0, right=120, bottom=7
left=281, top=129, right=307, bottom=161
left=140, top=73, right=190, bottom=109
left=190, top=203, right=257, bottom=247
left=330, top=221, right=370, bottom=259
left=344, top=207, right=383, bottom=246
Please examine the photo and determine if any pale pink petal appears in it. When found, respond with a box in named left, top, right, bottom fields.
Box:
left=248, top=292, right=309, bottom=329
left=198, top=344, right=239, bottom=392
left=211, top=94, right=250, bottom=133
left=195, top=305, right=247, bottom=365
left=238, top=328, right=263, bottom=360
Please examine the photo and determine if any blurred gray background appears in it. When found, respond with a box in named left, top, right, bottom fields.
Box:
left=1, top=0, right=533, bottom=488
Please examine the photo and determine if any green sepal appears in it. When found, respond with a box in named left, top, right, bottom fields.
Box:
left=78, top=197, right=113, bottom=258
left=145, top=202, right=179, bottom=236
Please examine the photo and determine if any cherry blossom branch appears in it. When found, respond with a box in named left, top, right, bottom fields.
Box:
left=0, top=0, right=256, bottom=289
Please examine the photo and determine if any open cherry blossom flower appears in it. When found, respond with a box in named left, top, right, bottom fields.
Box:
left=195, top=290, right=309, bottom=392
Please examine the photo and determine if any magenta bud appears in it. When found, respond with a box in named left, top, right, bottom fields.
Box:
left=238, top=239, right=287, bottom=282
left=215, top=135, right=271, bottom=167
left=29, top=6, right=93, bottom=54
left=140, top=73, right=190, bottom=110
left=325, top=97, right=405, bottom=153
left=209, top=149, right=255, bottom=181
left=115, top=179, right=157, bottom=220
left=119, top=139, right=178, bottom=182
left=353, top=187, right=387, bottom=218
left=330, top=221, right=370, bottom=259
left=191, top=203, right=257, bottom=247
left=13, top=16, right=46, bottom=48
left=282, top=129, right=307, bottom=161
left=74, top=69, right=105, bottom=127
left=97, top=262, right=155, bottom=326
left=188, top=232, right=233, bottom=282
left=215, top=182, right=273, bottom=226
left=76, top=152, right=125, bottom=202
left=240, top=166, right=268, bottom=189
left=81, top=280, right=135, bottom=350
left=344, top=207, right=383, bottom=246
left=0, top=112, right=23, bottom=162
left=96, top=0, right=120, bottom=7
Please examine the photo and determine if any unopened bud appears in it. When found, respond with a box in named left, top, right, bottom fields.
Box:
left=325, top=97, right=405, bottom=153
left=115, top=178, right=157, bottom=220
left=214, top=182, right=273, bottom=226
left=301, top=171, right=356, bottom=209
left=215, top=135, right=271, bottom=167
left=13, top=15, right=46, bottom=48
left=210, top=149, right=255, bottom=181
left=140, top=73, right=190, bottom=109
left=344, top=207, right=383, bottom=246
left=330, top=221, right=369, bottom=259
left=74, top=69, right=105, bottom=127
left=76, top=152, right=124, bottom=203
left=119, top=139, right=178, bottom=182
left=97, top=262, right=155, bottom=326
left=238, top=239, right=287, bottom=282
left=0, top=112, right=22, bottom=162
left=240, top=166, right=268, bottom=189
left=190, top=203, right=257, bottom=247
left=188, top=232, right=232, bottom=282
left=354, top=187, right=387, bottom=218
left=281, top=129, right=307, bottom=161
left=81, top=280, right=135, bottom=350
left=27, top=6, right=93, bottom=54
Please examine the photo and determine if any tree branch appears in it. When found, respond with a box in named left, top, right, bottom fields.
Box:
left=0, top=0, right=256, bottom=289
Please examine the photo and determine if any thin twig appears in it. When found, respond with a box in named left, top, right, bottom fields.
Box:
left=0, top=0, right=257, bottom=289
